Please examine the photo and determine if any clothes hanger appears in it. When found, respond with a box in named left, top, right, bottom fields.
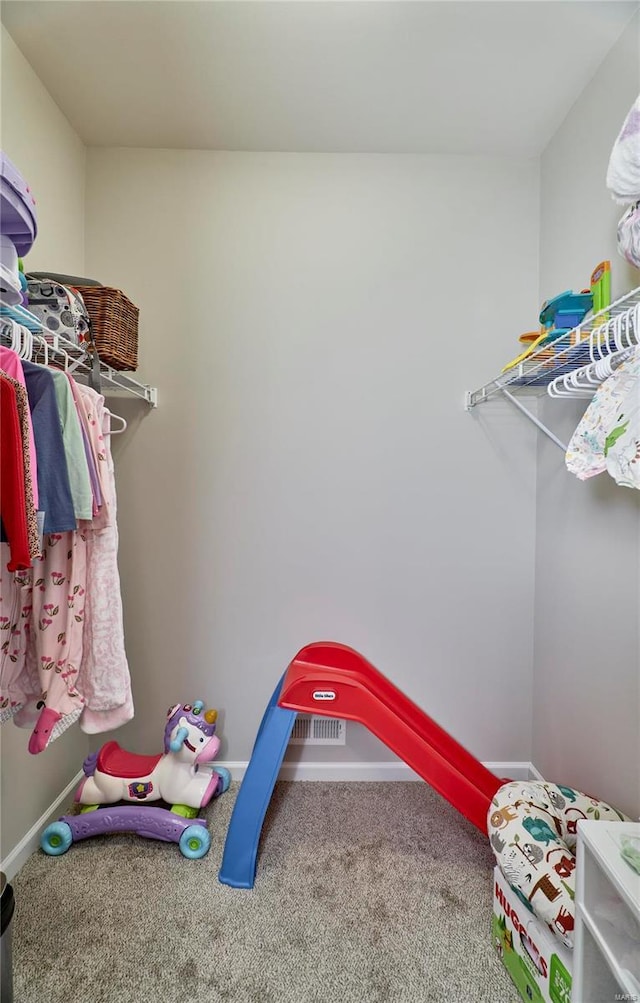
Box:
left=621, top=309, right=636, bottom=350
left=9, top=317, right=21, bottom=354
left=593, top=357, right=613, bottom=382
left=554, top=342, right=635, bottom=398
left=19, top=325, right=33, bottom=360
left=43, top=338, right=71, bottom=372
left=33, top=333, right=49, bottom=366
left=548, top=357, right=603, bottom=397
left=104, top=408, right=127, bottom=435
left=52, top=343, right=70, bottom=371
left=567, top=367, right=597, bottom=391
left=610, top=313, right=627, bottom=353
left=590, top=315, right=613, bottom=362
left=547, top=373, right=575, bottom=398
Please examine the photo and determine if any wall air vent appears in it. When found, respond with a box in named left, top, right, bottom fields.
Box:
left=289, top=714, right=346, bottom=745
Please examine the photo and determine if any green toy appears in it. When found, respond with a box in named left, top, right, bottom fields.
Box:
left=591, top=260, right=611, bottom=318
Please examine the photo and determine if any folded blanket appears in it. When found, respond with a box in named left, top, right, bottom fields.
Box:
left=606, top=95, right=640, bottom=204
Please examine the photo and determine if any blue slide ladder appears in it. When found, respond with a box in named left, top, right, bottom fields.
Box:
left=219, top=674, right=297, bottom=888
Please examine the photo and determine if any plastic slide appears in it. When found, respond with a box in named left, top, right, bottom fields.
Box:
left=219, top=642, right=503, bottom=889
left=218, top=674, right=297, bottom=888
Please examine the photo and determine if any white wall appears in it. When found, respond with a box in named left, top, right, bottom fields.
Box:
left=0, top=26, right=88, bottom=858
left=534, top=15, right=640, bottom=819
left=85, top=148, right=540, bottom=768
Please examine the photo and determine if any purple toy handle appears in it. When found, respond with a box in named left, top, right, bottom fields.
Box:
left=64, top=807, right=207, bottom=844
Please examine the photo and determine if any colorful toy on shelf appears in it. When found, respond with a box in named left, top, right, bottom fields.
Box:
left=501, top=262, right=612, bottom=373
left=40, top=701, right=231, bottom=859
left=518, top=331, right=541, bottom=345
left=590, top=259, right=611, bottom=318
left=538, top=288, right=593, bottom=333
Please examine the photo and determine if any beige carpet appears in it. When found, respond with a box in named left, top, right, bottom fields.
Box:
left=12, top=782, right=519, bottom=1002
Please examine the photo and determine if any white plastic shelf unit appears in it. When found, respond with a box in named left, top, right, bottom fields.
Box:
left=573, top=820, right=640, bottom=1003
left=3, top=327, right=157, bottom=407
left=466, top=286, right=640, bottom=450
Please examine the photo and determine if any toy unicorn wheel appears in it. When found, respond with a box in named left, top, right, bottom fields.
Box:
left=213, top=766, right=231, bottom=794
left=41, top=821, right=73, bottom=856
left=179, top=824, right=211, bottom=859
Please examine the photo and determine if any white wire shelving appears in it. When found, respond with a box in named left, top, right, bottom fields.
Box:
left=465, top=286, right=640, bottom=450
left=0, top=324, right=157, bottom=407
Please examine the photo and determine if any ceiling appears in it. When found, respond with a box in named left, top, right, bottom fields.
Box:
left=2, top=1, right=638, bottom=156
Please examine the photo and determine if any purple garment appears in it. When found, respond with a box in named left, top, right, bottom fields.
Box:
left=79, top=409, right=102, bottom=513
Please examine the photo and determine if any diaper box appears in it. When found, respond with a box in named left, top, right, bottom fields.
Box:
left=492, top=865, right=572, bottom=1003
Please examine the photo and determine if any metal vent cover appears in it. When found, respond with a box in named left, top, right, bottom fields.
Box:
left=289, top=714, right=346, bottom=745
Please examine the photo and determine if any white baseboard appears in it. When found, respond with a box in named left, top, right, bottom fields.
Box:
left=281, top=761, right=422, bottom=781
left=220, top=760, right=542, bottom=783
left=528, top=762, right=545, bottom=782
left=1, top=769, right=83, bottom=881
left=485, top=762, right=540, bottom=782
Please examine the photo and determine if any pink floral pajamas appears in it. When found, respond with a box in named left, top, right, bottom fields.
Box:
left=1, top=381, right=133, bottom=752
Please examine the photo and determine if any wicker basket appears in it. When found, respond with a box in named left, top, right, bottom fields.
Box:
left=75, top=285, right=139, bottom=371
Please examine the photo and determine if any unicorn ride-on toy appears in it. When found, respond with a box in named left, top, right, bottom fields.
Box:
left=40, top=701, right=231, bottom=859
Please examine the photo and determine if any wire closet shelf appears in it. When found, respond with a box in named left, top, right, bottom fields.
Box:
left=0, top=324, right=157, bottom=407
left=466, top=286, right=640, bottom=410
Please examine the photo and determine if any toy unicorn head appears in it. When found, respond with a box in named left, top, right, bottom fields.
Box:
left=164, top=700, right=220, bottom=764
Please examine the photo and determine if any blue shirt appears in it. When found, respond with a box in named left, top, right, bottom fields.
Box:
left=21, top=361, right=76, bottom=534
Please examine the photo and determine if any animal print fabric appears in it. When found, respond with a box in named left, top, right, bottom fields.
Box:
left=13, top=379, right=41, bottom=562
left=565, top=347, right=640, bottom=480
left=0, top=371, right=40, bottom=561
left=604, top=374, right=640, bottom=489
left=488, top=781, right=628, bottom=949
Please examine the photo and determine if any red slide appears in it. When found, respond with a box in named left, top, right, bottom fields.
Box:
left=279, top=641, right=502, bottom=833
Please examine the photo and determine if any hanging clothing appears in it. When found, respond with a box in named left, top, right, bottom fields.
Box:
left=0, top=376, right=31, bottom=572
left=603, top=378, right=640, bottom=489
left=77, top=384, right=111, bottom=530
left=6, top=373, right=40, bottom=563
left=76, top=389, right=133, bottom=733
left=21, top=360, right=76, bottom=534
left=22, top=529, right=87, bottom=753
left=0, top=373, right=39, bottom=570
left=0, top=554, right=35, bottom=716
left=67, top=376, right=103, bottom=515
left=49, top=369, right=93, bottom=521
left=565, top=348, right=640, bottom=480
left=0, top=347, right=38, bottom=508
left=0, top=347, right=133, bottom=749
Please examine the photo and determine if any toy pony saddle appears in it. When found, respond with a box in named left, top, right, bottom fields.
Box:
left=92, top=741, right=162, bottom=780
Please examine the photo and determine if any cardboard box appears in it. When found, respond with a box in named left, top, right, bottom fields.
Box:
left=492, top=866, right=573, bottom=1003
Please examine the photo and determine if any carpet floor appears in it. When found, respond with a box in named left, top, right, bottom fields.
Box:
left=12, top=781, right=519, bottom=1002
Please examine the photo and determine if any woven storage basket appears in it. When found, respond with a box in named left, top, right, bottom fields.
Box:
left=75, top=285, right=139, bottom=371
